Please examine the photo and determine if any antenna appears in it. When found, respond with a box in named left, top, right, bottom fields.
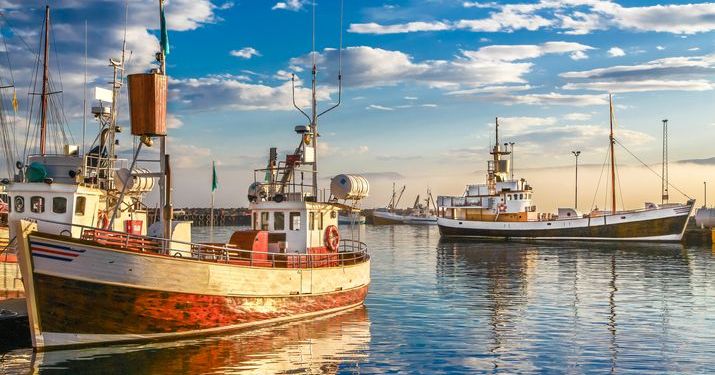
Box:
left=661, top=119, right=669, bottom=204
left=288, top=0, right=346, bottom=199
left=82, top=19, right=87, bottom=156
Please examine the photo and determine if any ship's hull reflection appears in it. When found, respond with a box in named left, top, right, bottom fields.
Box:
left=6, top=306, right=370, bottom=374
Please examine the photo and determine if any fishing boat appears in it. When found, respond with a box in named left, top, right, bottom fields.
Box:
left=372, top=185, right=437, bottom=225
left=338, top=211, right=366, bottom=225
left=0, top=6, right=158, bottom=302
left=15, top=1, right=370, bottom=349
left=437, top=97, right=695, bottom=241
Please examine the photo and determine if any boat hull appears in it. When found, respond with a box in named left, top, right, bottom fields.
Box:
left=16, top=224, right=371, bottom=349
left=372, top=211, right=437, bottom=225
left=438, top=203, right=693, bottom=242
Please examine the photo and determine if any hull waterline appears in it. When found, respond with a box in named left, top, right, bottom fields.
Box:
left=16, top=222, right=371, bottom=349
left=438, top=203, right=693, bottom=242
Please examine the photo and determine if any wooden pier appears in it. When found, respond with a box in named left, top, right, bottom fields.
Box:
left=151, top=208, right=251, bottom=227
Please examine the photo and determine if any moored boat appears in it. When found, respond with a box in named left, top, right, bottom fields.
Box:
left=372, top=185, right=437, bottom=225
left=437, top=98, right=694, bottom=242
left=15, top=1, right=370, bottom=350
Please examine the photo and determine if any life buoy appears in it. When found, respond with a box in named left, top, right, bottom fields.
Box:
left=97, top=210, right=109, bottom=230
left=498, top=203, right=507, bottom=213
left=324, top=225, right=340, bottom=251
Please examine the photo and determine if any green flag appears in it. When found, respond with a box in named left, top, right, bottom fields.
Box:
left=211, top=161, right=218, bottom=192
left=160, top=1, right=170, bottom=55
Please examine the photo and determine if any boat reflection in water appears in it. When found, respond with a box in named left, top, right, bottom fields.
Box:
left=435, top=238, right=692, bottom=373
left=3, top=306, right=370, bottom=374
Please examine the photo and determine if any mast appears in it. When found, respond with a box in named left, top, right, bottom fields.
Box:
left=310, top=0, right=318, bottom=199
left=159, top=0, right=171, bottom=240
left=609, top=94, right=616, bottom=214
left=39, top=5, right=50, bottom=156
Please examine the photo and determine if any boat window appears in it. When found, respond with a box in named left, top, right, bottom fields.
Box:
left=290, top=212, right=301, bottom=231
left=274, top=212, right=285, bottom=230
left=253, top=212, right=258, bottom=230
left=260, top=212, right=269, bottom=230
left=507, top=194, right=512, bottom=200
left=519, top=194, right=523, bottom=200
left=31, top=196, right=45, bottom=213
left=309, top=212, right=315, bottom=231
left=14, top=196, right=24, bottom=213
left=53, top=197, right=67, bottom=214
left=319, top=212, right=324, bottom=230
left=75, top=196, right=86, bottom=216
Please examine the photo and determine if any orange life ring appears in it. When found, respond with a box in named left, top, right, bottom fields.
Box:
left=97, top=210, right=109, bottom=230
left=324, top=225, right=340, bottom=251
left=498, top=203, right=507, bottom=213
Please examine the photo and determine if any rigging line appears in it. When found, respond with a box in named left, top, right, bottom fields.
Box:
left=590, top=145, right=611, bottom=211
left=615, top=157, right=624, bottom=211
left=22, top=15, right=45, bottom=161
left=1, top=30, right=19, bottom=160
left=0, top=13, right=37, bottom=55
left=614, top=138, right=693, bottom=200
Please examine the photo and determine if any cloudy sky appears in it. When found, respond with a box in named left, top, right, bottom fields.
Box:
left=1, top=0, right=714, bottom=210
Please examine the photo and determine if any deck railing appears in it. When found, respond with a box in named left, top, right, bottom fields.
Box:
left=31, top=218, right=369, bottom=269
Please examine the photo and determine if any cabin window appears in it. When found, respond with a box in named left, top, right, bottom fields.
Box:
left=260, top=212, right=269, bottom=230
left=14, top=196, right=24, bottom=213
left=319, top=212, right=324, bottom=230
left=309, top=212, right=315, bottom=230
left=52, top=197, right=67, bottom=214
left=30, top=196, right=45, bottom=213
left=75, top=196, right=86, bottom=216
left=274, top=212, right=285, bottom=230
left=507, top=194, right=512, bottom=200
left=519, top=194, right=523, bottom=200
left=253, top=212, right=258, bottom=230
left=290, top=212, right=301, bottom=231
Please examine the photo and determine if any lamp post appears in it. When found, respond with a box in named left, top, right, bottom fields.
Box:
left=509, top=142, right=515, bottom=180
left=572, top=150, right=581, bottom=209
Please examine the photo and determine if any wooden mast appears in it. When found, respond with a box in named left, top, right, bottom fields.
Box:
left=609, top=94, right=616, bottom=214
left=39, top=5, right=50, bottom=156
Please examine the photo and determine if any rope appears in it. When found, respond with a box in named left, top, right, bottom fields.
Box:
left=589, top=145, right=611, bottom=211
left=614, top=138, right=693, bottom=200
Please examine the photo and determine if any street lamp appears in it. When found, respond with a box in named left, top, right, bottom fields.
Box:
left=572, top=151, right=581, bottom=209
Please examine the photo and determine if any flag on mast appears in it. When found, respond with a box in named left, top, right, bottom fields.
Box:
left=160, top=0, right=170, bottom=55
left=11, top=91, right=18, bottom=112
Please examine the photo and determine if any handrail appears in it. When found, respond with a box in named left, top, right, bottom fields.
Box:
left=25, top=218, right=369, bottom=269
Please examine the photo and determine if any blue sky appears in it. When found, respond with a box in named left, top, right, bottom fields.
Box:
left=1, top=0, right=715, bottom=208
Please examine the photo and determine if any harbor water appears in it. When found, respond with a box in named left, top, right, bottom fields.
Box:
left=2, top=225, right=715, bottom=373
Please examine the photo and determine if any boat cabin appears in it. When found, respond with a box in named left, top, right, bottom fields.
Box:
left=6, top=152, right=150, bottom=240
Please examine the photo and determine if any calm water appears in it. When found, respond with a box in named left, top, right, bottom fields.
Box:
left=2, top=225, right=715, bottom=374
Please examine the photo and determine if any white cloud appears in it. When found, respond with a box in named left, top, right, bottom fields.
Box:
left=570, top=50, right=588, bottom=60
left=350, top=1, right=715, bottom=36
left=171, top=74, right=333, bottom=111
left=560, top=54, right=715, bottom=80
left=167, top=114, right=184, bottom=129
left=291, top=43, right=592, bottom=93
left=366, top=104, right=394, bottom=111
left=497, top=116, right=558, bottom=135
left=656, top=46, right=665, bottom=51
left=349, top=21, right=451, bottom=34
left=563, top=80, right=715, bottom=93
left=504, top=92, right=609, bottom=106
left=563, top=112, right=592, bottom=121
left=272, top=0, right=307, bottom=11
left=230, top=47, right=261, bottom=59
left=608, top=47, right=626, bottom=57
left=689, top=47, right=701, bottom=52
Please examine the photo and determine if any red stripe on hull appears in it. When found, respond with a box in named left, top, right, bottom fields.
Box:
left=34, top=274, right=368, bottom=335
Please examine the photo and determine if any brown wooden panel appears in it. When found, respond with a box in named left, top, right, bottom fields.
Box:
left=33, top=274, right=368, bottom=335
left=128, top=73, right=167, bottom=136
